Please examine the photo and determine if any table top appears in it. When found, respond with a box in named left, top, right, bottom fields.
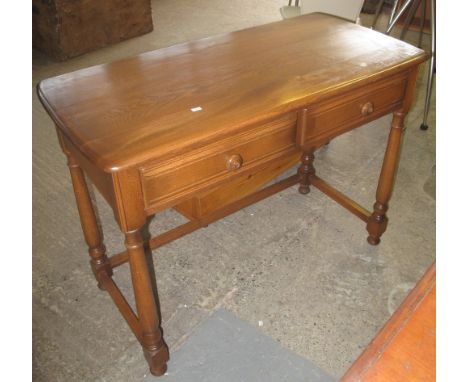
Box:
left=38, top=13, right=426, bottom=173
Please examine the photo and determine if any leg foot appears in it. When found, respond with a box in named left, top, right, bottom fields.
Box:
left=150, top=363, right=168, bottom=377
left=420, top=123, right=428, bottom=131
left=366, top=202, right=388, bottom=246
left=298, top=150, right=315, bottom=195
left=66, top=155, right=113, bottom=287
left=97, top=280, right=107, bottom=291
left=367, top=235, right=381, bottom=246
left=366, top=111, right=406, bottom=244
left=146, top=345, right=169, bottom=376
left=299, top=184, right=310, bottom=195
left=89, top=245, right=113, bottom=290
left=125, top=229, right=169, bottom=375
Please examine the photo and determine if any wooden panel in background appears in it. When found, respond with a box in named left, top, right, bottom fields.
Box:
left=341, top=262, right=436, bottom=382
left=32, top=0, right=153, bottom=61
left=395, top=0, right=432, bottom=33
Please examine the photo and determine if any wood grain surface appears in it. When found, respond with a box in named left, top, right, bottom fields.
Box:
left=38, top=13, right=427, bottom=172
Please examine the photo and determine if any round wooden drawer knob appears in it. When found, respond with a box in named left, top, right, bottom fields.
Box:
left=361, top=101, right=374, bottom=116
left=226, top=154, right=243, bottom=171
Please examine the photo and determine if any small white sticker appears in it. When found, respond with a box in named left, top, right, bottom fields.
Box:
left=191, top=106, right=203, bottom=112
left=258, top=320, right=264, bottom=327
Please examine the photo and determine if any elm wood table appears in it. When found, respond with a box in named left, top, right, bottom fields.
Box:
left=37, top=13, right=428, bottom=376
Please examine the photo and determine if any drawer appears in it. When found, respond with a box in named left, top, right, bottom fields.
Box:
left=297, top=75, right=407, bottom=149
left=174, top=151, right=301, bottom=219
left=140, top=113, right=298, bottom=213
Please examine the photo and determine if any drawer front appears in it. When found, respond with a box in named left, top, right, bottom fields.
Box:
left=140, top=113, right=298, bottom=213
left=297, top=74, right=407, bottom=148
left=174, top=151, right=301, bottom=219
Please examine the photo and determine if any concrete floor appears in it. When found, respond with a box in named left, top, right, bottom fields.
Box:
left=32, top=1, right=435, bottom=381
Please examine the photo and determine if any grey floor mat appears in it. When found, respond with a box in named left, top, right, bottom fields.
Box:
left=145, top=309, right=335, bottom=382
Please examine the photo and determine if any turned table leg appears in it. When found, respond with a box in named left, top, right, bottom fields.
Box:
left=298, top=150, right=315, bottom=194
left=67, top=155, right=112, bottom=289
left=125, top=228, right=169, bottom=376
left=367, top=111, right=407, bottom=245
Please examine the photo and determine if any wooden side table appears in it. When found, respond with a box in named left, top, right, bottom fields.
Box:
left=37, top=14, right=428, bottom=376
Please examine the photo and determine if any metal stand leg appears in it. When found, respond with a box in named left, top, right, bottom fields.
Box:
left=371, top=0, right=386, bottom=30
left=420, top=0, right=435, bottom=131
left=387, top=0, right=399, bottom=29
left=386, top=0, right=414, bottom=34
left=418, top=0, right=427, bottom=48
left=376, top=0, right=435, bottom=131
left=400, top=0, right=421, bottom=40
